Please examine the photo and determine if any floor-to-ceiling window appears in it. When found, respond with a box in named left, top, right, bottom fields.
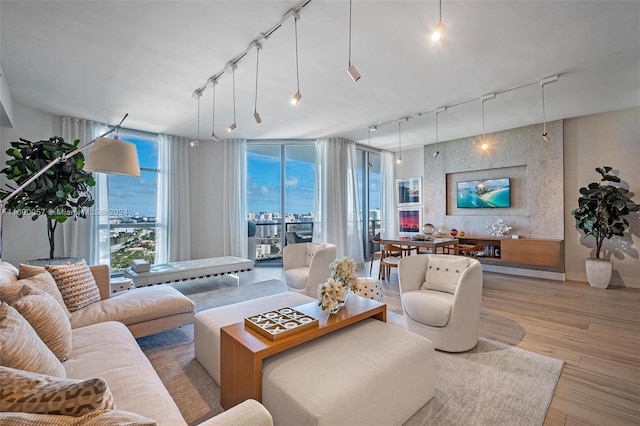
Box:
left=356, top=147, right=381, bottom=260
left=99, top=131, right=162, bottom=273
left=247, top=142, right=316, bottom=265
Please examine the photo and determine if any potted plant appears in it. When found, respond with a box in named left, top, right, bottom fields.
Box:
left=571, top=166, right=639, bottom=288
left=0, top=136, right=95, bottom=260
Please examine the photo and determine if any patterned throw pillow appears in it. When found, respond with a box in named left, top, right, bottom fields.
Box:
left=0, top=302, right=66, bottom=378
left=0, top=410, right=157, bottom=426
left=45, top=260, right=100, bottom=313
left=17, top=268, right=71, bottom=318
left=0, top=366, right=114, bottom=417
left=0, top=282, right=72, bottom=361
left=420, top=256, right=470, bottom=294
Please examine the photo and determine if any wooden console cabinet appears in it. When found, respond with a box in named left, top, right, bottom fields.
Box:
left=456, top=235, right=563, bottom=268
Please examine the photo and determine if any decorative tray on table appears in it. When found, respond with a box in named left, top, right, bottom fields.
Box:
left=244, top=307, right=318, bottom=341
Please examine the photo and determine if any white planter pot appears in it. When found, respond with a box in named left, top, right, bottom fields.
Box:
left=585, top=258, right=612, bottom=289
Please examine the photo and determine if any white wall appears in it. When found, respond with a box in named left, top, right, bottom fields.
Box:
left=0, top=102, right=56, bottom=265
left=564, top=107, right=640, bottom=287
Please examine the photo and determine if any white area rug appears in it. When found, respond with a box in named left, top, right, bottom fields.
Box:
left=139, top=279, right=564, bottom=426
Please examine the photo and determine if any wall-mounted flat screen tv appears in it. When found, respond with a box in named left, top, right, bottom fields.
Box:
left=457, top=178, right=510, bottom=208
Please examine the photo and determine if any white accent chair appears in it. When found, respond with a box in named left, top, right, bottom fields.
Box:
left=398, top=254, right=483, bottom=352
left=283, top=243, right=337, bottom=298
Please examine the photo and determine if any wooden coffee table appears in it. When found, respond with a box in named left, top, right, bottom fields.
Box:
left=220, top=296, right=386, bottom=409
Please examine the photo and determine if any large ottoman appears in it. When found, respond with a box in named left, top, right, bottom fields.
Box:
left=194, top=291, right=316, bottom=384
left=262, top=318, right=435, bottom=426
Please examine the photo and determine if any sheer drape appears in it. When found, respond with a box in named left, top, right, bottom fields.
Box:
left=156, top=134, right=191, bottom=263
left=60, top=117, right=108, bottom=265
left=222, top=139, right=247, bottom=257
left=314, top=138, right=364, bottom=264
left=380, top=151, right=396, bottom=238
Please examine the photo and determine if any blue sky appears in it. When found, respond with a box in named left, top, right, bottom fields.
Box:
left=108, top=135, right=158, bottom=217
left=108, top=139, right=381, bottom=218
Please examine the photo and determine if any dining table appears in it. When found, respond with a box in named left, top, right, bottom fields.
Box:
left=379, top=236, right=459, bottom=254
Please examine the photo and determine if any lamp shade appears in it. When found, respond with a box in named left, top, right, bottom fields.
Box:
left=84, top=137, right=141, bottom=177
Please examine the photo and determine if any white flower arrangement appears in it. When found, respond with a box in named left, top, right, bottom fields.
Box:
left=486, top=218, right=512, bottom=237
left=318, top=257, right=357, bottom=313
left=329, top=256, right=358, bottom=291
left=318, top=278, right=347, bottom=313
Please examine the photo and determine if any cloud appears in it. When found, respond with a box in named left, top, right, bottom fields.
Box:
left=285, top=176, right=299, bottom=187
left=260, top=186, right=269, bottom=194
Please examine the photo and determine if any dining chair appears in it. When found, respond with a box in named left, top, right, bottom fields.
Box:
left=369, top=236, right=382, bottom=276
left=379, top=244, right=404, bottom=280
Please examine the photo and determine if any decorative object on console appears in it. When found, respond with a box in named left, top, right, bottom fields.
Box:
left=422, top=223, right=436, bottom=238
left=571, top=166, right=640, bottom=288
left=486, top=218, right=512, bottom=237
left=0, top=114, right=139, bottom=261
left=450, top=228, right=458, bottom=237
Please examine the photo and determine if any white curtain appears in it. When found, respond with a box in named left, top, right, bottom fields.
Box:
left=314, top=138, right=364, bottom=264
left=60, top=117, right=108, bottom=265
left=222, top=139, right=247, bottom=257
left=380, top=151, right=396, bottom=238
left=156, top=134, right=191, bottom=263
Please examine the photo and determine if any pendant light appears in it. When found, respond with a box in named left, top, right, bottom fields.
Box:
left=396, top=119, right=404, bottom=164
left=228, top=63, right=237, bottom=132
left=431, top=0, right=446, bottom=42
left=189, top=90, right=202, bottom=147
left=347, top=0, right=361, bottom=81
left=479, top=94, right=494, bottom=150
left=540, top=75, right=559, bottom=141
left=210, top=78, right=220, bottom=142
left=253, top=42, right=263, bottom=124
left=291, top=15, right=302, bottom=105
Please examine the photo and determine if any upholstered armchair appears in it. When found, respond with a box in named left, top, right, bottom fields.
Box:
left=398, top=254, right=483, bottom=352
left=283, top=242, right=337, bottom=298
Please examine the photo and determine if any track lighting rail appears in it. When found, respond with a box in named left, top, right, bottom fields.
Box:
left=192, top=0, right=312, bottom=97
left=367, top=74, right=561, bottom=134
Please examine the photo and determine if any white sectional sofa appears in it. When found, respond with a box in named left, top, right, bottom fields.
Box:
left=0, top=261, right=272, bottom=425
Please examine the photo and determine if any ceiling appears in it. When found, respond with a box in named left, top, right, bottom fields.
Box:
left=1, top=1, right=639, bottom=151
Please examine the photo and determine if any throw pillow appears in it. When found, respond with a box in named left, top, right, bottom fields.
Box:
left=421, top=256, right=470, bottom=294
left=45, top=260, right=100, bottom=313
left=0, top=302, right=66, bottom=378
left=0, top=282, right=72, bottom=361
left=17, top=268, right=71, bottom=318
left=0, top=366, right=114, bottom=417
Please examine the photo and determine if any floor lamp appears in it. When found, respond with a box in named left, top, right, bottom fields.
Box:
left=0, top=113, right=141, bottom=261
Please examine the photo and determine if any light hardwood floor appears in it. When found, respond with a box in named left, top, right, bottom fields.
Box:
left=246, top=262, right=640, bottom=426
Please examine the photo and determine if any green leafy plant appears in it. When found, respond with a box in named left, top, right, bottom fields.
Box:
left=571, top=166, right=639, bottom=260
left=0, top=136, right=95, bottom=259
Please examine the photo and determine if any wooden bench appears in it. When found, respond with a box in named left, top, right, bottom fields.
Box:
left=123, top=256, right=254, bottom=287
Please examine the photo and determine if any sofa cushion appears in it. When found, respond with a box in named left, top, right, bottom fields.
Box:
left=69, top=285, right=195, bottom=330
left=0, top=409, right=157, bottom=425
left=283, top=267, right=310, bottom=291
left=64, top=322, right=185, bottom=426
left=15, top=269, right=70, bottom=318
left=0, top=302, right=66, bottom=377
left=421, top=256, right=469, bottom=294
left=402, top=290, right=453, bottom=327
left=0, top=282, right=72, bottom=361
left=0, top=366, right=113, bottom=417
left=45, top=260, right=101, bottom=313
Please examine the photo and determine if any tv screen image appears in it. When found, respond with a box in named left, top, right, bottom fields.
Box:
left=457, top=178, right=510, bottom=208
